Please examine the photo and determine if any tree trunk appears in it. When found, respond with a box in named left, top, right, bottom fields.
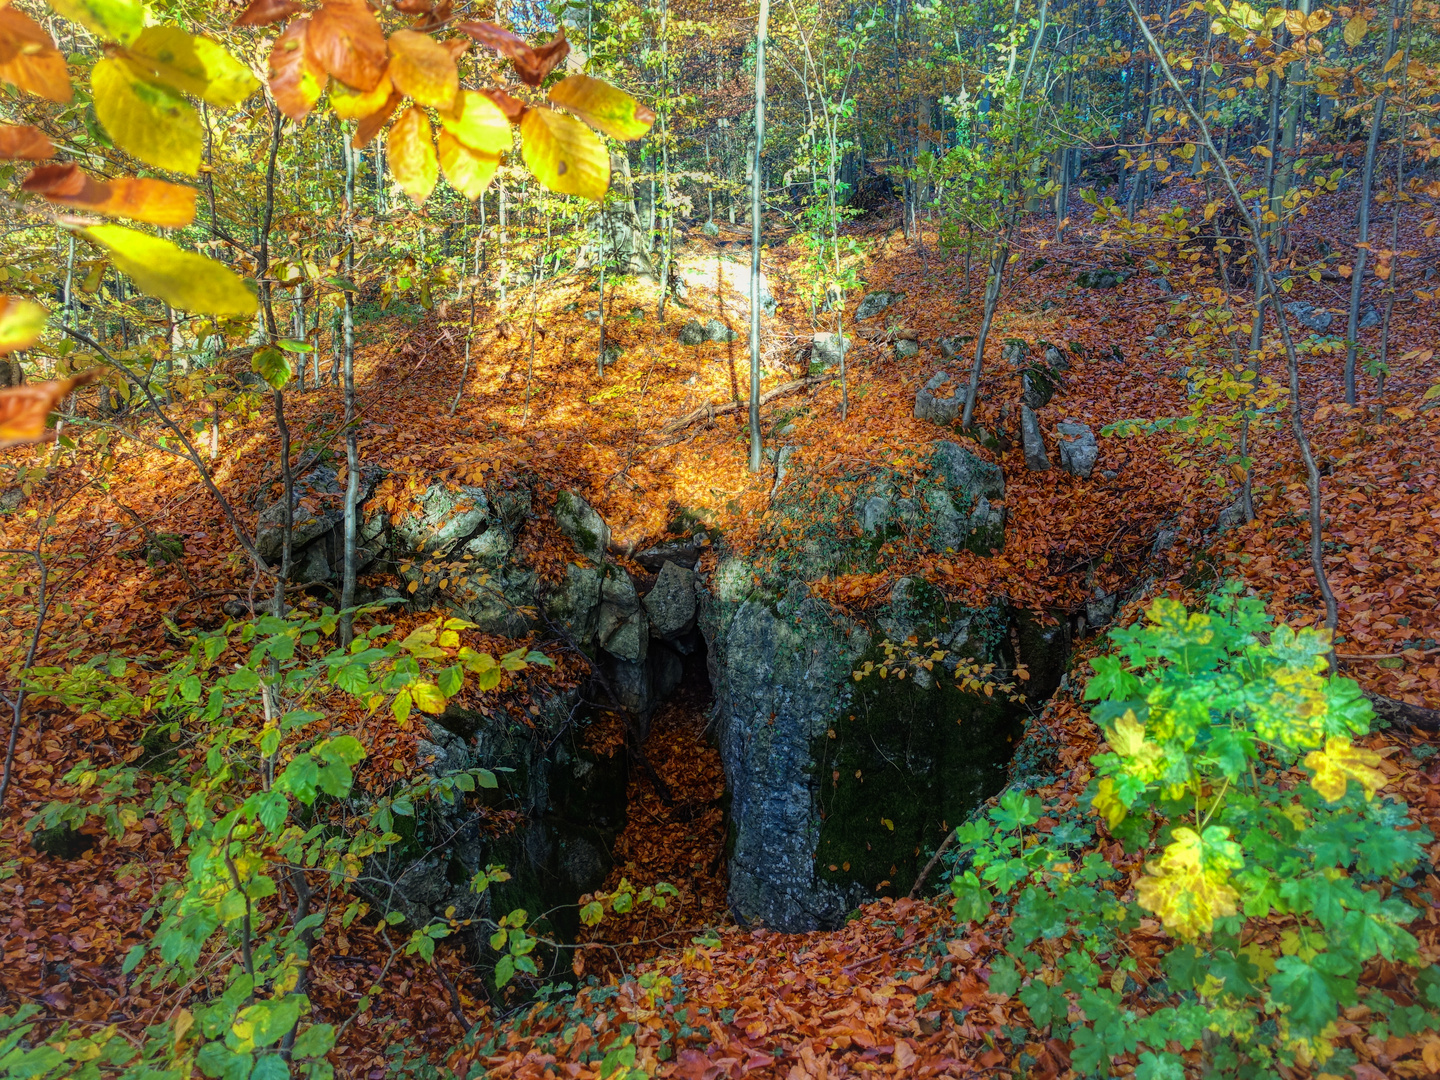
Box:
left=748, top=0, right=769, bottom=473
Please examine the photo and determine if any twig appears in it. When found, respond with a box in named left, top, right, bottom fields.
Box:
left=657, top=375, right=824, bottom=439
left=909, top=827, right=959, bottom=899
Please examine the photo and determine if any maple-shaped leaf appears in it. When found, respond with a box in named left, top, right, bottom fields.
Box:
left=458, top=22, right=568, bottom=87
left=0, top=123, right=54, bottom=160
left=306, top=0, right=388, bottom=93
left=235, top=0, right=304, bottom=26
left=23, top=163, right=197, bottom=228
left=0, top=7, right=74, bottom=102
left=268, top=17, right=327, bottom=121
left=0, top=370, right=98, bottom=449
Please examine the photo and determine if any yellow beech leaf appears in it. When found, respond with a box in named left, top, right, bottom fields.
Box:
left=329, top=73, right=392, bottom=120
left=81, top=224, right=257, bottom=316
left=1304, top=736, right=1386, bottom=802
left=437, top=129, right=498, bottom=200
left=387, top=106, right=438, bottom=205
left=412, top=680, right=447, bottom=714
left=1343, top=14, right=1368, bottom=46
left=92, top=57, right=202, bottom=174
left=1133, top=826, right=1243, bottom=940
left=546, top=74, right=655, bottom=141
left=48, top=0, right=145, bottom=45
left=1384, top=50, right=1403, bottom=73
left=122, top=27, right=259, bottom=107
left=438, top=89, right=511, bottom=155
left=1091, top=777, right=1127, bottom=828
left=520, top=107, right=609, bottom=200
left=386, top=29, right=458, bottom=110
left=0, top=295, right=47, bottom=354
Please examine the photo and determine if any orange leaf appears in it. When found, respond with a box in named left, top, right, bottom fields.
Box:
left=352, top=89, right=402, bottom=148
left=234, top=0, right=304, bottom=26
left=0, top=371, right=98, bottom=449
left=0, top=7, right=73, bottom=103
left=480, top=87, right=524, bottom=123
left=307, top=0, right=389, bottom=93
left=387, top=105, right=437, bottom=204
left=22, top=163, right=197, bottom=228
left=386, top=28, right=458, bottom=109
left=0, top=123, right=53, bottom=160
left=268, top=17, right=327, bottom=121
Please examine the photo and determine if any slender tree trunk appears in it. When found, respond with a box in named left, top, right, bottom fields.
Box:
left=1345, top=0, right=1403, bottom=404
left=960, top=223, right=1014, bottom=430
left=258, top=106, right=294, bottom=617
left=340, top=134, right=360, bottom=645
left=748, top=0, right=769, bottom=473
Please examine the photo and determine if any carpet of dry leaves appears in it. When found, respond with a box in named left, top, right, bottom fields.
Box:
left=1, top=173, right=1438, bottom=1078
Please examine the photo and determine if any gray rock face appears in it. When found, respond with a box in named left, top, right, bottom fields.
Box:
left=597, top=566, right=647, bottom=662
left=849, top=442, right=1005, bottom=555
left=1284, top=301, right=1333, bottom=332
left=392, top=482, right=490, bottom=556
left=1001, top=338, right=1029, bottom=365
left=256, top=466, right=344, bottom=563
left=894, top=338, right=920, bottom=359
left=1217, top=497, right=1248, bottom=531
left=1021, top=366, right=1057, bottom=409
left=1055, top=419, right=1098, bottom=478
left=1043, top=343, right=1071, bottom=371
left=1357, top=304, right=1382, bottom=330
left=1076, top=268, right=1127, bottom=289
left=702, top=219, right=720, bottom=237
left=644, top=561, right=697, bottom=638
left=810, top=332, right=853, bottom=371
left=914, top=370, right=965, bottom=425
left=1021, top=405, right=1050, bottom=471
left=679, top=318, right=737, bottom=345
left=554, top=491, right=610, bottom=562
left=703, top=562, right=1043, bottom=932
left=855, top=290, right=903, bottom=320
left=938, top=335, right=973, bottom=360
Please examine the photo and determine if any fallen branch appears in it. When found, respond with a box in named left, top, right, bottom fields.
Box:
left=1365, top=692, right=1440, bottom=734
left=657, top=374, right=824, bottom=438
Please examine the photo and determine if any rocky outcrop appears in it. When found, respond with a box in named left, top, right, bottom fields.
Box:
left=1021, top=405, right=1050, bottom=471
left=679, top=318, right=738, bottom=345
left=810, top=332, right=853, bottom=372
left=1055, top=419, right=1098, bottom=478
left=855, top=290, right=903, bottom=320
left=914, top=370, right=965, bottom=425
left=703, top=561, right=1065, bottom=932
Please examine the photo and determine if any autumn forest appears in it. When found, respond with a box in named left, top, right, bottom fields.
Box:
left=1, top=0, right=1440, bottom=1074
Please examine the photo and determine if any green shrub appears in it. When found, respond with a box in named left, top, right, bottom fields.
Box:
left=952, top=584, right=1439, bottom=1077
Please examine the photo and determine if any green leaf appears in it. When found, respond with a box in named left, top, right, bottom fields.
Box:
left=232, top=996, right=303, bottom=1051
left=579, top=901, right=603, bottom=926
left=950, top=870, right=992, bottom=923
left=92, top=57, right=202, bottom=174
left=392, top=689, right=412, bottom=726
left=1269, top=955, right=1341, bottom=1034
left=123, top=27, right=259, bottom=107
left=50, top=0, right=146, bottom=45
left=251, top=347, right=292, bottom=390
left=276, top=338, right=314, bottom=353
left=495, top=953, right=515, bottom=987
left=81, top=224, right=257, bottom=316
left=319, top=734, right=365, bottom=766
left=987, top=956, right=1021, bottom=996
left=121, top=942, right=146, bottom=974
left=438, top=664, right=463, bottom=698
left=251, top=1055, right=290, bottom=1080
left=316, top=759, right=352, bottom=797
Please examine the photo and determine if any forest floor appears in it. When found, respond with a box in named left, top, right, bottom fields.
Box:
left=1, top=174, right=1439, bottom=1079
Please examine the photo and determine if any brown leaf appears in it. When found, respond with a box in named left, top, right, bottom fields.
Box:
left=437, top=35, right=469, bottom=61
left=393, top=0, right=432, bottom=12
left=234, top=0, right=304, bottom=26
left=0, top=7, right=73, bottom=103
left=0, top=371, right=99, bottom=449
left=479, top=87, right=524, bottom=123
left=22, top=163, right=197, bottom=228
left=351, top=90, right=402, bottom=148
left=307, top=0, right=388, bottom=93
left=0, top=123, right=54, bottom=160
left=458, top=22, right=568, bottom=86
left=268, top=17, right=327, bottom=121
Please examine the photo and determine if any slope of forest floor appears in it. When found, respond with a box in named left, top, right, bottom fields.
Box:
left=2, top=179, right=1439, bottom=1078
